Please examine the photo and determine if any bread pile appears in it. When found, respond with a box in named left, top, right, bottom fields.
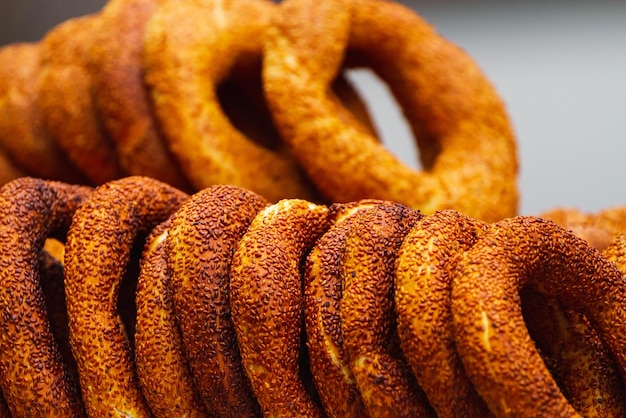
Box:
left=1, top=176, right=626, bottom=417
left=1, top=0, right=625, bottom=417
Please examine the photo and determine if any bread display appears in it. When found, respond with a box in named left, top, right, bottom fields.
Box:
left=0, top=0, right=624, bottom=417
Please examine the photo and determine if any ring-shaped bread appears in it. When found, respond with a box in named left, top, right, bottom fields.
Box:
left=0, top=177, right=91, bottom=416
left=88, top=0, right=192, bottom=191
left=394, top=210, right=492, bottom=417
left=263, top=0, right=518, bottom=222
left=604, top=233, right=626, bottom=273
left=304, top=200, right=382, bottom=417
left=142, top=0, right=317, bottom=202
left=338, top=203, right=434, bottom=417
left=0, top=43, right=85, bottom=183
left=134, top=219, right=208, bottom=417
left=451, top=216, right=626, bottom=417
left=167, top=185, right=267, bottom=416
left=39, top=244, right=83, bottom=399
left=540, top=205, right=626, bottom=251
left=521, top=287, right=626, bottom=416
left=37, top=15, right=126, bottom=185
left=230, top=199, right=330, bottom=417
left=64, top=176, right=188, bottom=417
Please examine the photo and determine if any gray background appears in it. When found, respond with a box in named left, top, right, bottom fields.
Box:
left=1, top=0, right=625, bottom=216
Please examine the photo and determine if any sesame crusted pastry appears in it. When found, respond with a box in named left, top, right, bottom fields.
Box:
left=39, top=244, right=80, bottom=393
left=263, top=0, right=518, bottom=221
left=0, top=177, right=91, bottom=416
left=230, top=199, right=330, bottom=417
left=603, top=232, right=626, bottom=274
left=37, top=14, right=125, bottom=185
left=539, top=206, right=626, bottom=251
left=134, top=219, right=208, bottom=417
left=0, top=43, right=85, bottom=183
left=64, top=176, right=188, bottom=417
left=167, top=185, right=268, bottom=416
left=88, top=0, right=192, bottom=191
left=339, top=202, right=434, bottom=417
left=452, top=216, right=626, bottom=417
left=521, top=288, right=626, bottom=416
left=142, top=0, right=317, bottom=202
left=303, top=200, right=382, bottom=417
left=394, top=210, right=492, bottom=417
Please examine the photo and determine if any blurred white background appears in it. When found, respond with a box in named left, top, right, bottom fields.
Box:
left=1, top=0, right=625, bottom=215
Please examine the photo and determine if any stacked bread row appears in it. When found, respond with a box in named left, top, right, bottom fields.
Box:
left=0, top=176, right=625, bottom=417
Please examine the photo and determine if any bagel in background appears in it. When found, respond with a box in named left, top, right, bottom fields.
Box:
left=0, top=0, right=518, bottom=222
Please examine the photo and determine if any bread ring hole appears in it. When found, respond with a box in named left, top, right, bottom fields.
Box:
left=344, top=68, right=423, bottom=170
left=217, top=60, right=284, bottom=152
left=39, top=244, right=80, bottom=383
left=520, top=287, right=626, bottom=408
left=116, top=237, right=146, bottom=349
left=298, top=325, right=323, bottom=408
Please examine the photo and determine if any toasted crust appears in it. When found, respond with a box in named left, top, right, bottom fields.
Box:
left=64, top=176, right=188, bottom=417
left=522, top=288, right=626, bottom=416
left=143, top=0, right=318, bottom=202
left=37, top=15, right=125, bottom=185
left=452, top=216, right=626, bottom=416
left=0, top=177, right=91, bottom=416
left=264, top=0, right=518, bottom=221
left=134, top=220, right=207, bottom=417
left=604, top=233, right=626, bottom=274
left=88, top=0, right=192, bottom=191
left=303, top=200, right=383, bottom=417
left=540, top=206, right=626, bottom=251
left=230, top=199, right=330, bottom=417
left=0, top=43, right=85, bottom=184
left=394, top=210, right=492, bottom=417
left=338, top=203, right=434, bottom=417
left=167, top=185, right=268, bottom=416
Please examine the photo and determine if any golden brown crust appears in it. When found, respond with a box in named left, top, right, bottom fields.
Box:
left=220, top=61, right=377, bottom=156
left=143, top=0, right=316, bottom=202
left=263, top=0, right=518, bottom=222
left=603, top=233, right=626, bottom=273
left=88, top=0, right=192, bottom=191
left=0, top=177, right=91, bottom=416
left=64, top=176, right=188, bottom=417
left=593, top=206, right=626, bottom=235
left=0, top=43, right=85, bottom=183
left=339, top=203, right=434, bottom=417
left=230, top=199, right=330, bottom=417
left=538, top=207, right=588, bottom=227
left=539, top=206, right=626, bottom=251
left=303, top=200, right=384, bottom=417
left=37, top=14, right=125, bottom=185
left=394, top=210, right=492, bottom=418
left=134, top=220, right=208, bottom=417
left=452, top=216, right=626, bottom=417
left=167, top=185, right=268, bottom=417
